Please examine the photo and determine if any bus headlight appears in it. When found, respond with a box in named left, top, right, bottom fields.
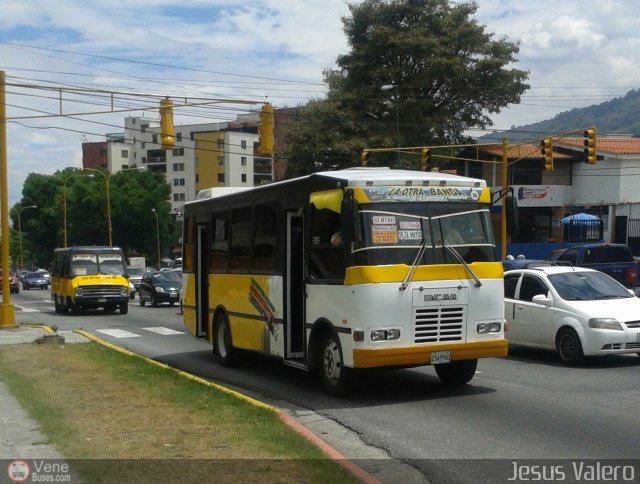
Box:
left=74, top=288, right=83, bottom=297
left=120, top=287, right=129, bottom=296
left=477, top=321, right=502, bottom=334
left=371, top=328, right=401, bottom=341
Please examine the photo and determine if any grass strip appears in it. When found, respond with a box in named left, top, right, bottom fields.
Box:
left=0, top=342, right=356, bottom=483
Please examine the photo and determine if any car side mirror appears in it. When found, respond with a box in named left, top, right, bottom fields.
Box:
left=532, top=294, right=551, bottom=306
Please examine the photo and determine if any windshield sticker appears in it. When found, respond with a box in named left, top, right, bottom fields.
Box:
left=371, top=225, right=399, bottom=244
left=398, top=230, right=422, bottom=241
left=99, top=254, right=123, bottom=261
left=400, top=220, right=421, bottom=229
left=372, top=215, right=396, bottom=225
left=72, top=254, right=97, bottom=261
left=363, top=186, right=482, bottom=202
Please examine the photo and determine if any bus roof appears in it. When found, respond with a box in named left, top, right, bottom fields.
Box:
left=54, top=246, right=124, bottom=253
left=188, top=167, right=485, bottom=206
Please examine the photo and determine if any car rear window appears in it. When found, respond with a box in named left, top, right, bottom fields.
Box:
left=583, top=246, right=633, bottom=264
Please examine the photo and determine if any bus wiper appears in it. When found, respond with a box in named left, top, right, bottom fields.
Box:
left=399, top=239, right=428, bottom=291
left=441, top=239, right=482, bottom=288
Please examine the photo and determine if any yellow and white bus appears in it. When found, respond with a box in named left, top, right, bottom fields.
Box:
left=181, top=168, right=507, bottom=395
left=51, top=246, right=131, bottom=315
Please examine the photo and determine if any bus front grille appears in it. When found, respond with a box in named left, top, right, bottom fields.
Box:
left=80, top=285, right=124, bottom=297
left=414, top=307, right=464, bottom=343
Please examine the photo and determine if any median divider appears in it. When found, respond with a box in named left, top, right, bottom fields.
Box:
left=73, top=330, right=380, bottom=484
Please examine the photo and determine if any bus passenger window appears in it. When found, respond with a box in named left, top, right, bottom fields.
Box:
left=309, top=205, right=345, bottom=281
left=253, top=204, right=276, bottom=272
left=210, top=212, right=228, bottom=272
left=230, top=207, right=252, bottom=272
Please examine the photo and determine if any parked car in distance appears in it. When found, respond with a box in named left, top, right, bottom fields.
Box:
left=138, top=270, right=182, bottom=307
left=22, top=271, right=49, bottom=290
left=504, top=265, right=640, bottom=365
left=546, top=243, right=638, bottom=288
left=0, top=272, right=20, bottom=293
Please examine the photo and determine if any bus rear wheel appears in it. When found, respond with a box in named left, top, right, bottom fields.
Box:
left=434, top=359, right=477, bottom=385
left=317, top=332, right=351, bottom=397
left=213, top=314, right=237, bottom=367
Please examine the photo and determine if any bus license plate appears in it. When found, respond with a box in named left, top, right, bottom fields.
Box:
left=431, top=351, right=450, bottom=364
left=98, top=298, right=107, bottom=303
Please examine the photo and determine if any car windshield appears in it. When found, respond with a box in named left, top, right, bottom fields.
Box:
left=72, top=253, right=126, bottom=276
left=152, top=271, right=181, bottom=283
left=127, top=267, right=144, bottom=275
left=27, top=272, right=42, bottom=278
left=548, top=271, right=633, bottom=300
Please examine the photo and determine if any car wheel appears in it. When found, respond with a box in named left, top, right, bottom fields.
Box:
left=434, top=359, right=478, bottom=385
left=556, top=328, right=584, bottom=365
left=151, top=294, right=158, bottom=307
left=213, top=313, right=238, bottom=366
left=120, top=301, right=128, bottom=315
left=317, top=331, right=351, bottom=397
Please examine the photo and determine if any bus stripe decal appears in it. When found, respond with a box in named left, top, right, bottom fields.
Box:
left=249, top=279, right=278, bottom=338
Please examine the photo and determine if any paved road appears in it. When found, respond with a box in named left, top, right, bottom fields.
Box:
left=12, top=289, right=640, bottom=482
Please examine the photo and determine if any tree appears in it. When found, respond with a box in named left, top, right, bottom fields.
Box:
left=284, top=0, right=529, bottom=175
left=13, top=168, right=173, bottom=268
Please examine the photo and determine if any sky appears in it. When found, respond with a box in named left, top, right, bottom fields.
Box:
left=1, top=0, right=639, bottom=206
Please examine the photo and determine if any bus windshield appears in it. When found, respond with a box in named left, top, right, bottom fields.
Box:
left=352, top=202, right=496, bottom=266
left=72, top=253, right=126, bottom=276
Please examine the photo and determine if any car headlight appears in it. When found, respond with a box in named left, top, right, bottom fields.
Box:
left=588, top=318, right=623, bottom=331
left=155, top=287, right=165, bottom=293
left=477, top=321, right=502, bottom=334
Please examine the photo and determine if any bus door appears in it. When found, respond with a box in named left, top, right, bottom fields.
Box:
left=195, top=223, right=208, bottom=337
left=286, top=211, right=305, bottom=358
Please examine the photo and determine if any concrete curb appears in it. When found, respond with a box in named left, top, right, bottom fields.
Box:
left=74, top=330, right=380, bottom=483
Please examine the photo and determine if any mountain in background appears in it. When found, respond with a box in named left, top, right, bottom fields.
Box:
left=481, top=88, right=640, bottom=143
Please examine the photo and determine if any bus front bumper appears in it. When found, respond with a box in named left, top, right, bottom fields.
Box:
left=352, top=339, right=508, bottom=369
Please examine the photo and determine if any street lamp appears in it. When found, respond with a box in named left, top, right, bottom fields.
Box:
left=82, top=168, right=113, bottom=246
left=381, top=84, right=400, bottom=162
left=62, top=173, right=94, bottom=248
left=151, top=208, right=160, bottom=270
left=11, top=205, right=37, bottom=272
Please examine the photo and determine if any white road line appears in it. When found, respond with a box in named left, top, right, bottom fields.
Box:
left=141, top=327, right=185, bottom=336
left=96, top=329, right=141, bottom=339
left=14, top=305, right=39, bottom=313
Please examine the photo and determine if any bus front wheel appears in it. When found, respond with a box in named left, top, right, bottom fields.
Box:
left=119, top=301, right=129, bottom=315
left=317, top=332, right=351, bottom=397
left=434, top=359, right=477, bottom=385
left=213, top=314, right=237, bottom=367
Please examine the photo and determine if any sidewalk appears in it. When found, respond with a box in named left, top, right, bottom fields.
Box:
left=0, top=326, right=82, bottom=459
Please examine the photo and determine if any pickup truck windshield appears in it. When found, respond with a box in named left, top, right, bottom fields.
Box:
left=351, top=202, right=496, bottom=267
left=72, top=253, right=126, bottom=276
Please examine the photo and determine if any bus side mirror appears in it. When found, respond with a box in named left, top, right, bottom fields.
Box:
left=340, top=197, right=359, bottom=245
left=506, top=194, right=519, bottom=237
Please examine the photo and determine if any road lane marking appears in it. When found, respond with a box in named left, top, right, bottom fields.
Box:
left=141, top=327, right=185, bottom=336
left=96, top=329, right=141, bottom=339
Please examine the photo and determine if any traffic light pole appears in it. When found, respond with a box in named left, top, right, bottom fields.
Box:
left=0, top=71, right=16, bottom=327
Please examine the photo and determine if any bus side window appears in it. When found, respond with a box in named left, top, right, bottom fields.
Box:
left=183, top=216, right=194, bottom=273
left=210, top=211, right=228, bottom=272
left=309, top=205, right=345, bottom=281
left=230, top=207, right=252, bottom=272
left=253, top=204, right=276, bottom=273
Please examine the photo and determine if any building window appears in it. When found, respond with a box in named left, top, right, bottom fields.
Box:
left=121, top=150, right=129, bottom=158
left=176, top=132, right=182, bottom=142
left=142, top=156, right=146, bottom=163
left=173, top=193, right=186, bottom=202
left=173, top=163, right=185, bottom=171
left=100, top=149, right=107, bottom=157
left=141, top=142, right=146, bottom=149
left=141, top=125, right=147, bottom=132
left=152, top=134, right=158, bottom=144
left=218, top=173, right=225, bottom=183
left=218, top=156, right=224, bottom=166
left=241, top=174, right=247, bottom=183
left=241, top=140, right=247, bottom=149
left=172, top=148, right=185, bottom=156
left=173, top=178, right=185, bottom=187
left=241, top=156, right=247, bottom=166
left=217, top=139, right=224, bottom=149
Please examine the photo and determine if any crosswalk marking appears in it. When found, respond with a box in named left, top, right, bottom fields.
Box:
left=96, top=329, right=141, bottom=339
left=141, top=327, right=185, bottom=336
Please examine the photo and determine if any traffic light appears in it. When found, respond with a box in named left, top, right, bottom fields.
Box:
left=420, top=147, right=431, bottom=171
left=159, top=98, right=175, bottom=151
left=258, top=103, right=273, bottom=156
left=540, top=138, right=553, bottom=171
left=360, top=150, right=371, bottom=166
left=584, top=127, right=596, bottom=164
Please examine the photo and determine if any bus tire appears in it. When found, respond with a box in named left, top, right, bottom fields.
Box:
left=213, top=313, right=237, bottom=367
left=119, top=301, right=129, bottom=315
left=435, top=359, right=477, bottom=385
left=317, top=331, right=351, bottom=397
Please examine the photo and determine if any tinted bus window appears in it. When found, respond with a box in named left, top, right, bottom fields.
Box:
left=211, top=211, right=229, bottom=272
left=253, top=204, right=276, bottom=272
left=230, top=207, right=252, bottom=272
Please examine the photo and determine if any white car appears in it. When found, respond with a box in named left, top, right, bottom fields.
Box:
left=504, top=265, right=640, bottom=364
